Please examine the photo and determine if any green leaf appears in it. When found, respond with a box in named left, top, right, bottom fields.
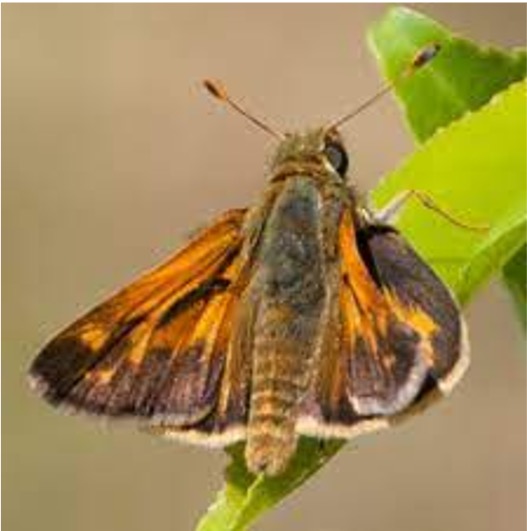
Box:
left=502, top=245, right=527, bottom=331
left=368, top=6, right=526, bottom=142
left=197, top=440, right=344, bottom=531
left=196, top=12, right=527, bottom=531
left=372, top=82, right=527, bottom=300
left=368, top=7, right=526, bottom=328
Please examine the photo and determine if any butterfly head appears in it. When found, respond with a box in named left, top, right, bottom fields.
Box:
left=270, top=128, right=349, bottom=180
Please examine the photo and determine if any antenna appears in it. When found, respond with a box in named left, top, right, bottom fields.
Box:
left=203, top=79, right=285, bottom=140
left=325, top=42, right=441, bottom=132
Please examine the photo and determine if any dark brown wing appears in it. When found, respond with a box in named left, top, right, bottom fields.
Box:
left=299, top=210, right=468, bottom=438
left=29, top=208, right=252, bottom=445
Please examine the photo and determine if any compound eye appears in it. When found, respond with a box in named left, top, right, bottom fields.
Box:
left=324, top=140, right=349, bottom=177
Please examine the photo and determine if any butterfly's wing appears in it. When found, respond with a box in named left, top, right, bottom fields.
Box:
left=299, top=210, right=468, bottom=438
left=29, top=208, right=252, bottom=445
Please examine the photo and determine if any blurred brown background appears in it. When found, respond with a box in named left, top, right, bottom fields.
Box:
left=3, top=4, right=526, bottom=531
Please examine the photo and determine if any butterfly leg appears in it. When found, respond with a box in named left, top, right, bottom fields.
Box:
left=372, top=189, right=488, bottom=232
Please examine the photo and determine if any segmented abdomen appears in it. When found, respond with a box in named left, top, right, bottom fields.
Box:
left=244, top=178, right=329, bottom=475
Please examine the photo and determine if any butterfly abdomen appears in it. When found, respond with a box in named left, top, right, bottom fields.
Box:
left=244, top=178, right=330, bottom=475
left=246, top=329, right=309, bottom=476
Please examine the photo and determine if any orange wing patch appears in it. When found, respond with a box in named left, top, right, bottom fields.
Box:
left=299, top=210, right=450, bottom=437
left=338, top=210, right=438, bottom=351
left=29, top=209, right=251, bottom=443
left=339, top=210, right=440, bottom=416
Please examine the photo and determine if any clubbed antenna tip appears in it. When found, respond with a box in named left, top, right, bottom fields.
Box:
left=202, top=78, right=284, bottom=140
left=411, top=42, right=441, bottom=69
left=203, top=79, right=228, bottom=101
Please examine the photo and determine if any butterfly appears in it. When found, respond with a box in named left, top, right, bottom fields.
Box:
left=28, top=43, right=471, bottom=476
